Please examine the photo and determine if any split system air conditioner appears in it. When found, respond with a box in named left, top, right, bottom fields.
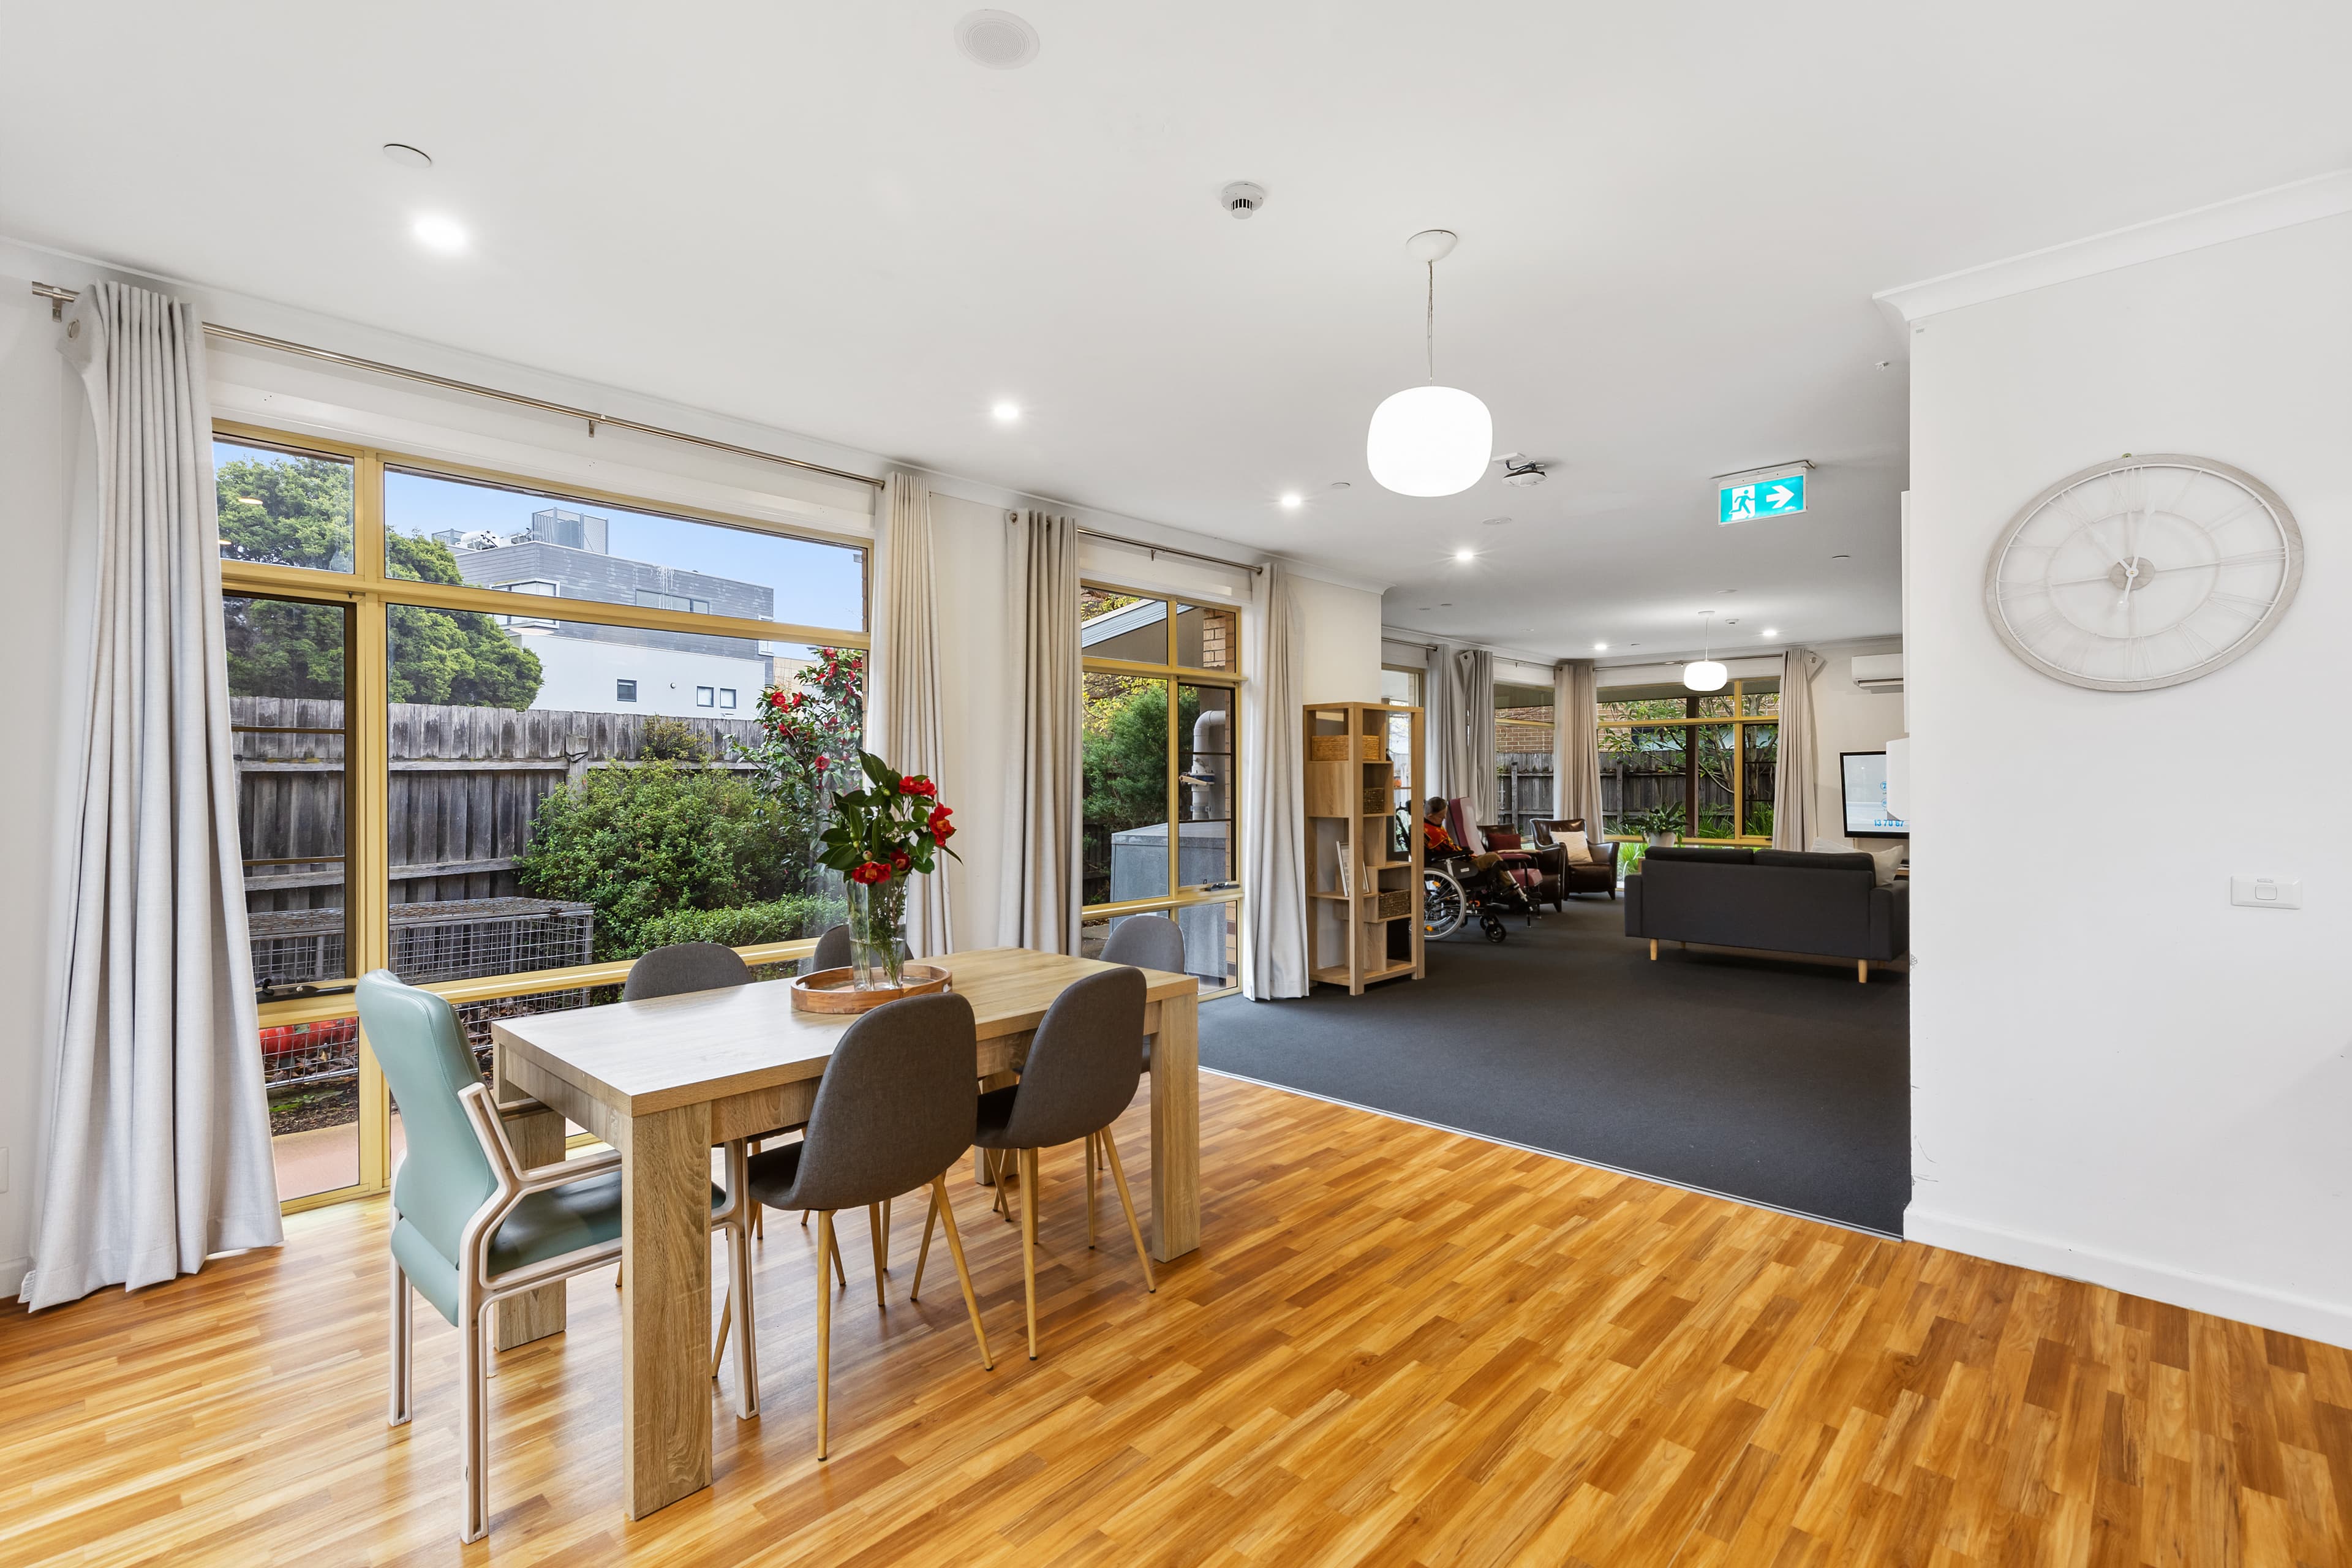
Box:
left=1851, top=653, right=1904, bottom=693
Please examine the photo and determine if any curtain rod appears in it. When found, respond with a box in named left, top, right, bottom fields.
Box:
left=30, top=282, right=885, bottom=491
left=1076, top=526, right=1263, bottom=577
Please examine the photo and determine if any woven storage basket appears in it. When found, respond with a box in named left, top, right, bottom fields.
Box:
left=1373, top=888, right=1412, bottom=920
left=1307, top=735, right=1355, bottom=761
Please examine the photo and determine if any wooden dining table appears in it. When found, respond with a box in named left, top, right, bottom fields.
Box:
left=488, top=946, right=1202, bottom=1522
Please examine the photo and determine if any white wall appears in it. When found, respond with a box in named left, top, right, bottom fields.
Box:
left=1906, top=211, right=2352, bottom=1344
left=1803, top=637, right=1907, bottom=849
left=0, top=262, right=85, bottom=1295
left=1294, top=571, right=1384, bottom=704
left=927, top=492, right=1016, bottom=946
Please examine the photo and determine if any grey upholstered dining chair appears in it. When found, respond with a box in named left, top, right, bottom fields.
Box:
left=361, top=968, right=729, bottom=1544
left=917, top=966, right=1155, bottom=1361
left=742, top=992, right=994, bottom=1458
left=806, top=922, right=851, bottom=974
left=621, top=941, right=837, bottom=1382
left=1088, top=915, right=1185, bottom=1226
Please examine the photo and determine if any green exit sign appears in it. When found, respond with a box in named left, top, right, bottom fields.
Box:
left=1717, top=464, right=1810, bottom=524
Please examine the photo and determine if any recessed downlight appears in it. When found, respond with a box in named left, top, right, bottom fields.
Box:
left=1762, top=628, right=1780, bottom=638
left=1593, top=642, right=1608, bottom=651
left=1278, top=492, right=1303, bottom=510
left=1452, top=548, right=1475, bottom=563
left=411, top=214, right=467, bottom=254
left=1479, top=516, right=1512, bottom=527
left=956, top=9, right=1040, bottom=69
left=990, top=401, right=1022, bottom=424
left=381, top=142, right=433, bottom=170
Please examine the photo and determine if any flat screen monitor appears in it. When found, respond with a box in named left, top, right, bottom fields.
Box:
left=1841, top=751, right=1909, bottom=839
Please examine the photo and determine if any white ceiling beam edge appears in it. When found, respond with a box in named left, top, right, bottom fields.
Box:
left=1874, top=167, right=2352, bottom=330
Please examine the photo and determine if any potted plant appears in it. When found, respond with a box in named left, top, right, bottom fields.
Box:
left=815, top=750, right=959, bottom=990
left=1625, top=803, right=1686, bottom=848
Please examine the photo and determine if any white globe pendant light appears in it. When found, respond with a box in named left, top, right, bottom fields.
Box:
left=1366, top=230, right=1491, bottom=497
left=1683, top=611, right=1729, bottom=693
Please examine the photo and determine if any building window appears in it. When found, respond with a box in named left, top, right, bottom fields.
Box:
left=216, top=423, right=869, bottom=1215
left=1077, top=584, right=1243, bottom=997
left=718, top=688, right=737, bottom=709
left=1597, top=677, right=1779, bottom=846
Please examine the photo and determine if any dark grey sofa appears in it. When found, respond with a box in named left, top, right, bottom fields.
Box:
left=1623, top=846, right=1908, bottom=982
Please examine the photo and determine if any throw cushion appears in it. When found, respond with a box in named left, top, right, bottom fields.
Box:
left=1557, top=835, right=1596, bottom=865
left=1487, top=829, right=1523, bottom=850
left=1863, top=842, right=1904, bottom=886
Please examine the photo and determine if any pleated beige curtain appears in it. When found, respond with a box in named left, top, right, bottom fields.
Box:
left=996, top=510, right=1082, bottom=953
left=1551, top=658, right=1604, bottom=841
left=869, top=472, right=952, bottom=957
left=1422, top=641, right=1458, bottom=805
left=22, top=281, right=282, bottom=1311
left=1239, top=562, right=1306, bottom=998
left=1772, top=647, right=1828, bottom=850
left=1452, top=647, right=1496, bottom=824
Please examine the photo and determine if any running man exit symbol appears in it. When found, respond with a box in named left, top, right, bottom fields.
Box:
left=1717, top=470, right=1806, bottom=524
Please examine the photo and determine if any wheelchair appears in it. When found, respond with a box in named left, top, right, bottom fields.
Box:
left=1414, top=803, right=1537, bottom=943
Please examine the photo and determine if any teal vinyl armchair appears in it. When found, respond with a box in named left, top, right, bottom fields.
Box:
left=358, top=970, right=742, bottom=1542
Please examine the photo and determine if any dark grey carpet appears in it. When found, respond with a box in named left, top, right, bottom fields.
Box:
left=1199, top=896, right=1910, bottom=1235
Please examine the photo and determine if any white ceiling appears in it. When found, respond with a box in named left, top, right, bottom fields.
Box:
left=4, top=1, right=2347, bottom=664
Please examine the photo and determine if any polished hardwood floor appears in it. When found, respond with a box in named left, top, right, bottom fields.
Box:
left=2, top=1073, right=2346, bottom=1566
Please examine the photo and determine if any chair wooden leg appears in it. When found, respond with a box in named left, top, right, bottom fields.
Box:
left=879, top=1196, right=891, bottom=1270
left=388, top=1263, right=413, bottom=1427
left=750, top=1137, right=765, bottom=1238
left=1858, top=959, right=1868, bottom=984
left=867, top=1204, right=888, bottom=1309
left=815, top=1210, right=835, bottom=1460
left=461, top=1287, right=489, bottom=1544
left=911, top=1182, right=941, bottom=1300
left=1086, top=1133, right=1098, bottom=1247
left=932, top=1174, right=993, bottom=1371
left=720, top=1142, right=758, bottom=1416
left=1098, top=1125, right=1156, bottom=1295
left=1649, top=939, right=1657, bottom=960
left=1019, top=1147, right=1041, bottom=1361
left=711, top=1289, right=731, bottom=1382
left=990, top=1148, right=1012, bottom=1220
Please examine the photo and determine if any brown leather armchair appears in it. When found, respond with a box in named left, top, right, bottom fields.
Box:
left=1536, top=818, right=1621, bottom=900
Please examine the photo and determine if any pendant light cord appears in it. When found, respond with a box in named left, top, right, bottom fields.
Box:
left=1426, top=262, right=1436, bottom=382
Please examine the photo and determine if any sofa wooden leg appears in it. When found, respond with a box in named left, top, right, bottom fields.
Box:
left=1857, top=960, right=1868, bottom=984
left=1649, top=940, right=1657, bottom=960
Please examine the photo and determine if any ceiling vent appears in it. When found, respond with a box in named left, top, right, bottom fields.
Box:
left=956, top=10, right=1040, bottom=69
left=1852, top=652, right=1904, bottom=693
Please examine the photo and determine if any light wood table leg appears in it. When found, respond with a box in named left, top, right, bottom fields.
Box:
left=1147, top=990, right=1199, bottom=1262
left=494, top=1046, right=567, bottom=1351
left=618, top=1102, right=714, bottom=1520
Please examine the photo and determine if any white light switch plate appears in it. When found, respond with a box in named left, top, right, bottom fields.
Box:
left=2231, top=875, right=2302, bottom=910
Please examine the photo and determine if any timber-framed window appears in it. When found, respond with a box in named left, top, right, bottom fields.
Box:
left=1597, top=677, right=1780, bottom=848
left=1077, top=582, right=1243, bottom=997
left=216, top=423, right=870, bottom=1210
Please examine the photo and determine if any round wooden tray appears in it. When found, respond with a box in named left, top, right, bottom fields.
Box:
left=788, top=963, right=952, bottom=1014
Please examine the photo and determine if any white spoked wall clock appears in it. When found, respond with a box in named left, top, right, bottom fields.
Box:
left=1983, top=453, right=2304, bottom=691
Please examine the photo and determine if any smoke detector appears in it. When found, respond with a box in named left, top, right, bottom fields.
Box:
left=1219, top=181, right=1268, bottom=219
left=955, top=10, right=1040, bottom=69
left=1495, top=452, right=1548, bottom=488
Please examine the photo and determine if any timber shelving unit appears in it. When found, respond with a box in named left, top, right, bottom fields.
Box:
left=1303, top=700, right=1425, bottom=995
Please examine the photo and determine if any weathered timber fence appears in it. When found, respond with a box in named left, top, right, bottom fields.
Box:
left=232, top=697, right=770, bottom=913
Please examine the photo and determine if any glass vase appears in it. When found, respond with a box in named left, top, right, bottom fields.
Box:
left=848, top=876, right=909, bottom=991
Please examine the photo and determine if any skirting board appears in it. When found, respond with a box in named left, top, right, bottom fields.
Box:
left=1907, top=1206, right=2352, bottom=1351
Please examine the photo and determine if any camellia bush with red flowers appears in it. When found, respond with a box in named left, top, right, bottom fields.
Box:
left=744, top=647, right=865, bottom=796
left=816, top=751, right=959, bottom=888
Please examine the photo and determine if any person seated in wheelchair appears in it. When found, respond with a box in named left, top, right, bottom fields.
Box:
left=1422, top=796, right=1539, bottom=928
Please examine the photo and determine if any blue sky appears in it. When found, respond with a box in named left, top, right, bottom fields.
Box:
left=385, top=469, right=864, bottom=631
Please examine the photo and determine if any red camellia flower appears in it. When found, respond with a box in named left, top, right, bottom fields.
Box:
left=815, top=755, right=830, bottom=771
left=927, top=804, right=956, bottom=844
left=888, top=850, right=913, bottom=873
left=900, top=775, right=937, bottom=799
left=850, top=861, right=891, bottom=885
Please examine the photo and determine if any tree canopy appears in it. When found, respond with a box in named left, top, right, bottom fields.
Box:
left=216, top=453, right=542, bottom=710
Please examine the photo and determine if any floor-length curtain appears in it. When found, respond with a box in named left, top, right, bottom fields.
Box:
left=869, top=472, right=952, bottom=957
left=21, top=282, right=282, bottom=1311
left=1452, top=647, right=1496, bottom=824
left=1240, top=562, right=1306, bottom=999
left=1772, top=647, right=1828, bottom=850
left=1422, top=641, right=1458, bottom=806
left=996, top=510, right=1082, bottom=953
left=1551, top=658, right=1604, bottom=840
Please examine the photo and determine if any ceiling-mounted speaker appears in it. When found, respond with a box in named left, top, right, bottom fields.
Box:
left=956, top=9, right=1040, bottom=69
